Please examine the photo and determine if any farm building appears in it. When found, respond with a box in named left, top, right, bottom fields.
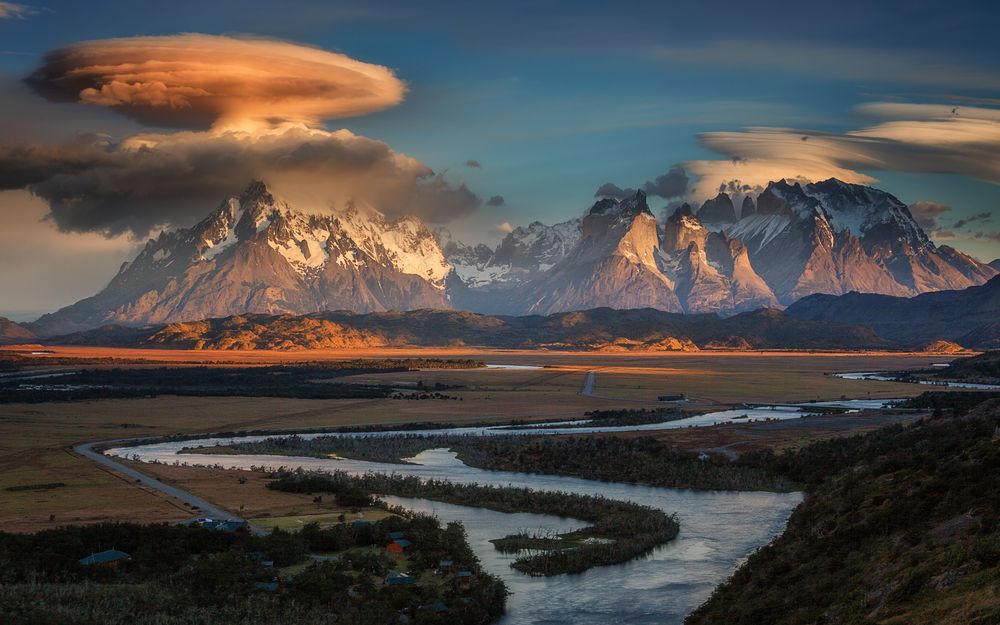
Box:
left=79, top=549, right=130, bottom=566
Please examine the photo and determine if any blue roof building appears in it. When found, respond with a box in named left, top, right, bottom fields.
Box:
left=79, top=549, right=130, bottom=566
left=388, top=531, right=406, bottom=540
left=387, top=572, right=415, bottom=586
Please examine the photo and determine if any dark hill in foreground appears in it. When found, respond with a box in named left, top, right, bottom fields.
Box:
left=786, top=275, right=1000, bottom=349
left=45, top=307, right=891, bottom=351
left=686, top=395, right=1000, bottom=625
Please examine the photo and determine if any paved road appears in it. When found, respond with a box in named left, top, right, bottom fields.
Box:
left=578, top=370, right=661, bottom=404
left=73, top=440, right=265, bottom=535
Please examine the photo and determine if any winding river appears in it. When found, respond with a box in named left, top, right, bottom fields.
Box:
left=105, top=402, right=834, bottom=624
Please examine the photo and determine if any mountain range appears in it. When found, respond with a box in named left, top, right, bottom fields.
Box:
left=25, top=178, right=997, bottom=336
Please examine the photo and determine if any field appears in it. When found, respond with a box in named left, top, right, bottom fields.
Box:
left=0, top=345, right=954, bottom=532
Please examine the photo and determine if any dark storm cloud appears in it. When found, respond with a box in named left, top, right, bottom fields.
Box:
left=642, top=166, right=689, bottom=199
left=0, top=128, right=481, bottom=236
left=485, top=194, right=505, bottom=207
left=952, top=212, right=992, bottom=229
left=465, top=159, right=482, bottom=169
left=594, top=182, right=637, bottom=200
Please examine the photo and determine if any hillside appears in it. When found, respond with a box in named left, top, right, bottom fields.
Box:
left=47, top=307, right=891, bottom=351
left=785, top=275, right=1000, bottom=348
left=687, top=395, right=1000, bottom=625
left=0, top=317, right=36, bottom=344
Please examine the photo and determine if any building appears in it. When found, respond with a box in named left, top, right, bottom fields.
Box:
left=79, top=549, right=131, bottom=566
left=387, top=571, right=415, bottom=586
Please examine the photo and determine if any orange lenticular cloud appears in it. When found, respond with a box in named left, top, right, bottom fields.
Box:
left=27, top=33, right=407, bottom=131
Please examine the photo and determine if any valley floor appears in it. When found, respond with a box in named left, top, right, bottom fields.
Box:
left=0, top=348, right=944, bottom=531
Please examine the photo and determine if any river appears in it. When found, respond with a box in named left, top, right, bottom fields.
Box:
left=110, top=426, right=804, bottom=624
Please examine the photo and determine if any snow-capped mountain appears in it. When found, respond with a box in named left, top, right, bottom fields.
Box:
left=725, top=179, right=996, bottom=303
left=439, top=218, right=581, bottom=289
left=26, top=177, right=998, bottom=335
left=30, top=181, right=451, bottom=335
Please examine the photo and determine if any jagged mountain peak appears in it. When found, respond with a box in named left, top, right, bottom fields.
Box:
left=589, top=190, right=651, bottom=218
left=698, top=192, right=738, bottom=226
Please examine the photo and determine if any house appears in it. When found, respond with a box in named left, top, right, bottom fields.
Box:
left=79, top=549, right=130, bottom=566
left=261, top=560, right=274, bottom=569
left=387, top=542, right=405, bottom=555
left=388, top=531, right=406, bottom=540
left=386, top=572, right=415, bottom=586
left=438, top=559, right=453, bottom=569
left=393, top=538, right=413, bottom=550
left=457, top=570, right=474, bottom=585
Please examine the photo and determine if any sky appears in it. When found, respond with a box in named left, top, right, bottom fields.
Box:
left=0, top=0, right=998, bottom=318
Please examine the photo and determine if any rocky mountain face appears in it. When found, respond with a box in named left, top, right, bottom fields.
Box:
left=26, top=177, right=997, bottom=335
left=991, top=259, right=1000, bottom=271
left=786, top=275, right=1000, bottom=349
left=29, top=181, right=450, bottom=336
left=0, top=317, right=36, bottom=343
left=48, top=307, right=891, bottom=351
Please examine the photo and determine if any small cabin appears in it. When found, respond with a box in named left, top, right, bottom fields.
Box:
left=79, top=549, right=131, bottom=567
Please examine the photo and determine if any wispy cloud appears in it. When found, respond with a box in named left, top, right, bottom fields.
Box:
left=683, top=101, right=1000, bottom=199
left=0, top=2, right=36, bottom=19
left=649, top=41, right=1000, bottom=91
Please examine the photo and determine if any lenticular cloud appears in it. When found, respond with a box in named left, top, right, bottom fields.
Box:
left=2, top=34, right=483, bottom=236
left=26, top=34, right=407, bottom=131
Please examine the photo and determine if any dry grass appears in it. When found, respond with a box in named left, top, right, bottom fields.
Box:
left=0, top=348, right=948, bottom=531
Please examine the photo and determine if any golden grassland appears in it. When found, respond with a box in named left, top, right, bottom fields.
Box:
left=0, top=346, right=951, bottom=532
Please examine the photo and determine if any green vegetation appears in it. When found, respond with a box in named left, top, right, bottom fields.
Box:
left=0, top=514, right=505, bottom=625
left=214, top=433, right=793, bottom=491
left=932, top=351, right=1000, bottom=383
left=685, top=394, right=1000, bottom=625
left=268, top=469, right=679, bottom=576
left=501, top=407, right=693, bottom=429
left=0, top=359, right=481, bottom=403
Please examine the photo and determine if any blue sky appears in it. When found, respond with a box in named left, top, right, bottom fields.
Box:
left=0, top=0, right=998, bottom=314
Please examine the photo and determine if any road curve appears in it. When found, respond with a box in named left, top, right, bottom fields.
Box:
left=73, top=440, right=265, bottom=535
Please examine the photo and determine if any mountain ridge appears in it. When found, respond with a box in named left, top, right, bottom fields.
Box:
left=44, top=306, right=892, bottom=351
left=26, top=178, right=997, bottom=336
left=786, top=275, right=1000, bottom=348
